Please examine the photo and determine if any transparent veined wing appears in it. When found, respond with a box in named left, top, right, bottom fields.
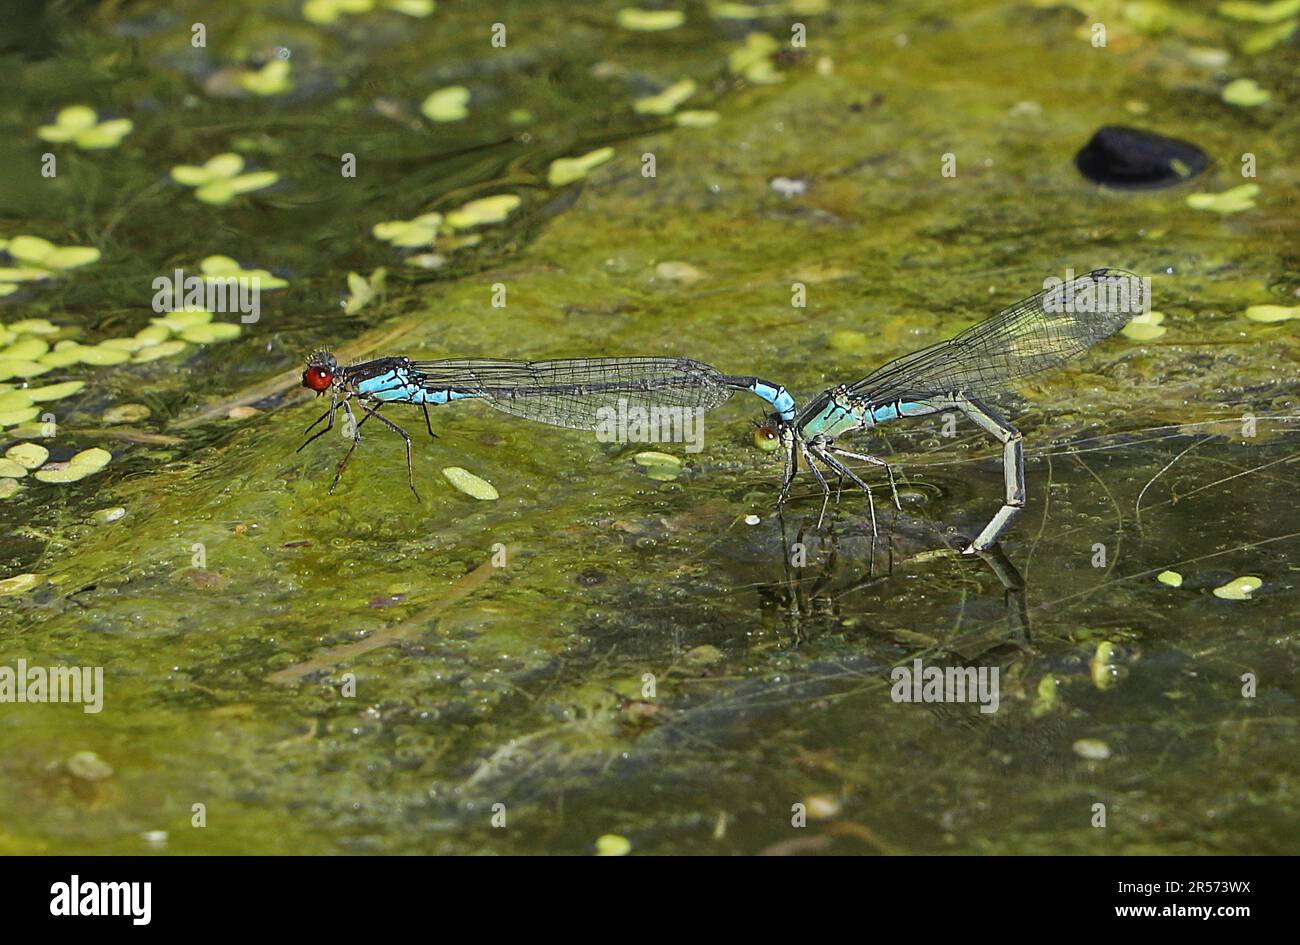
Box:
left=408, top=356, right=739, bottom=430
left=848, top=268, right=1142, bottom=404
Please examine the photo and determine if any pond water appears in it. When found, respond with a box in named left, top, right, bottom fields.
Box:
left=1, top=0, right=1297, bottom=854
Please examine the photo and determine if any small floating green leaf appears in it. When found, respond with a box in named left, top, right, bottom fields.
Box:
left=1072, top=738, right=1111, bottom=760
left=0, top=359, right=51, bottom=381
left=239, top=60, right=293, bottom=96
left=0, top=390, right=32, bottom=412
left=179, top=322, right=242, bottom=344
left=1218, top=0, right=1300, bottom=23
left=1239, top=18, right=1298, bottom=52
left=0, top=572, right=41, bottom=594
left=103, top=403, right=152, bottom=424
left=1221, top=77, right=1271, bottom=106
left=6, top=443, right=48, bottom=469
left=1244, top=304, right=1300, bottom=322
left=617, top=8, right=685, bottom=30
left=25, top=380, right=84, bottom=402
left=1030, top=675, right=1059, bottom=717
left=1156, top=569, right=1183, bottom=587
left=373, top=213, right=443, bottom=247
left=0, top=478, right=19, bottom=499
left=1122, top=310, right=1167, bottom=340
left=442, top=466, right=498, bottom=500
left=420, top=86, right=471, bottom=122
left=133, top=340, right=188, bottom=362
left=7, top=318, right=59, bottom=335
left=1212, top=575, right=1262, bottom=600
left=2, top=337, right=50, bottom=361
left=0, top=406, right=39, bottom=427
left=633, top=79, right=697, bottom=116
left=729, top=33, right=783, bottom=83
left=1186, top=183, right=1259, bottom=214
left=43, top=247, right=101, bottom=270
left=676, top=110, right=720, bottom=128
left=547, top=147, right=615, bottom=186
left=633, top=451, right=683, bottom=467
left=35, top=447, right=112, bottom=483
left=37, top=106, right=132, bottom=149
left=76, top=345, right=133, bottom=366
left=0, top=459, right=26, bottom=478
left=595, top=834, right=631, bottom=856
left=444, top=195, right=522, bottom=229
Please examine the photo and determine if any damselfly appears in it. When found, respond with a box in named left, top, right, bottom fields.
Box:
left=298, top=354, right=796, bottom=497
left=763, top=268, right=1144, bottom=553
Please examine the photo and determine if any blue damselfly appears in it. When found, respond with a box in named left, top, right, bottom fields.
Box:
left=763, top=268, right=1145, bottom=553
left=299, top=354, right=796, bottom=497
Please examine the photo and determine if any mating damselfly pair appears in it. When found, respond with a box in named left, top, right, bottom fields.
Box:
left=299, top=268, right=1145, bottom=553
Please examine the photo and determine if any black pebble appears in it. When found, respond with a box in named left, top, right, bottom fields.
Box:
left=1074, top=125, right=1208, bottom=189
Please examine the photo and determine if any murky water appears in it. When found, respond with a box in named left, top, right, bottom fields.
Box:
left=1, top=0, right=1297, bottom=854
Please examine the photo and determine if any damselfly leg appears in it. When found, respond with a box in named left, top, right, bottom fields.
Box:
left=297, top=392, right=341, bottom=454
left=811, top=444, right=879, bottom=554
left=951, top=395, right=1024, bottom=554
left=356, top=401, right=421, bottom=501
left=329, top=399, right=362, bottom=494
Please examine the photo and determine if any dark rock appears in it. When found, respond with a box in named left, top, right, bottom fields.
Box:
left=1074, top=126, right=1209, bottom=189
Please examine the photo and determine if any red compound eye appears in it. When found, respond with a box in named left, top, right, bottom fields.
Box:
left=302, top=366, right=333, bottom=392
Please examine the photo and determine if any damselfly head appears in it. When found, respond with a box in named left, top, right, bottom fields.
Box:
left=752, top=412, right=786, bottom=453
left=302, top=350, right=337, bottom=394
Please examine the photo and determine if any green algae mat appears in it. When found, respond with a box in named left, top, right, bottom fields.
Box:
left=1, top=0, right=1298, bottom=855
